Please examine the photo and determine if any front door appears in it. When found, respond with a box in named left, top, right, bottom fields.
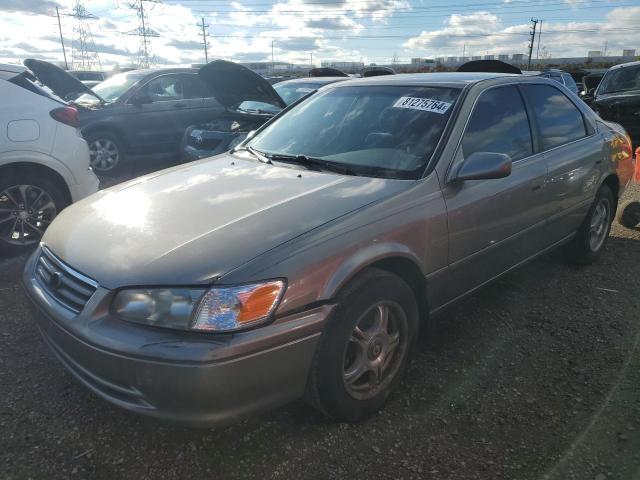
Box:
left=441, top=85, right=549, bottom=304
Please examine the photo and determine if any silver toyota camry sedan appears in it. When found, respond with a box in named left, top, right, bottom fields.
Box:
left=23, top=72, right=634, bottom=426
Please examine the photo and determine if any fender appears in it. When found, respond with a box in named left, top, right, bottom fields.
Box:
left=319, top=241, right=425, bottom=301
left=0, top=150, right=75, bottom=186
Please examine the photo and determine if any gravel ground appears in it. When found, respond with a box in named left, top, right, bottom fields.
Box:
left=1, top=181, right=640, bottom=480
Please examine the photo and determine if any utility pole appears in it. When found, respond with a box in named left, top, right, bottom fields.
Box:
left=536, top=20, right=542, bottom=60
left=126, top=0, right=161, bottom=68
left=309, top=52, right=313, bottom=68
left=197, top=17, right=209, bottom=63
left=462, top=43, right=466, bottom=60
left=271, top=40, right=274, bottom=75
left=527, top=18, right=539, bottom=70
left=55, top=6, right=68, bottom=69
left=63, top=1, right=101, bottom=70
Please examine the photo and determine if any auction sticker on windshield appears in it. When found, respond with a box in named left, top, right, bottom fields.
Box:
left=393, top=96, right=452, bottom=114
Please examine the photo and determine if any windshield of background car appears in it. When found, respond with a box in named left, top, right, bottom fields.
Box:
left=249, top=85, right=461, bottom=179
left=598, top=65, right=640, bottom=94
left=237, top=100, right=281, bottom=114
left=76, top=72, right=145, bottom=103
left=273, top=81, right=325, bottom=105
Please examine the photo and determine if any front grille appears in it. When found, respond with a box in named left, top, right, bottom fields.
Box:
left=34, top=247, right=98, bottom=314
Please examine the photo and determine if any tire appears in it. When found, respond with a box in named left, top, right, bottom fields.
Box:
left=306, top=269, right=419, bottom=422
left=563, top=184, right=614, bottom=265
left=0, top=172, right=67, bottom=256
left=616, top=200, right=640, bottom=229
left=85, top=130, right=125, bottom=175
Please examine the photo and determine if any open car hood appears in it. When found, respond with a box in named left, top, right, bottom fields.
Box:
left=309, top=67, right=349, bottom=78
left=23, top=59, right=103, bottom=103
left=199, top=60, right=286, bottom=109
left=457, top=60, right=522, bottom=75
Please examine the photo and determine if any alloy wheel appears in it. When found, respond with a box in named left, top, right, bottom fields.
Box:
left=89, top=138, right=119, bottom=172
left=0, top=185, right=57, bottom=245
left=342, top=301, right=408, bottom=400
left=589, top=197, right=611, bottom=252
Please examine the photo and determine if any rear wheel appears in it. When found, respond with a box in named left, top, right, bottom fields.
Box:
left=306, top=269, right=418, bottom=422
left=563, top=184, right=614, bottom=264
left=0, top=173, right=67, bottom=255
left=86, top=131, right=125, bottom=174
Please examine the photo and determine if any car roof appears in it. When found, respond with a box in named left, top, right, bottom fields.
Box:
left=607, top=60, right=640, bottom=71
left=114, top=67, right=197, bottom=77
left=276, top=76, right=349, bottom=85
left=331, top=71, right=519, bottom=88
left=0, top=63, right=27, bottom=75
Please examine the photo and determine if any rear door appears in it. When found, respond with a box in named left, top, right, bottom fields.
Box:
left=521, top=83, right=601, bottom=242
left=441, top=84, right=549, bottom=303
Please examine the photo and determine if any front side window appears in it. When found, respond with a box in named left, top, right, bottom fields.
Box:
left=524, top=84, right=587, bottom=150
left=141, top=75, right=184, bottom=101
left=462, top=85, right=533, bottom=161
left=249, top=85, right=461, bottom=179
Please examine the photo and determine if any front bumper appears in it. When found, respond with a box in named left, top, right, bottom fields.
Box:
left=22, top=250, right=332, bottom=427
left=68, top=168, right=100, bottom=202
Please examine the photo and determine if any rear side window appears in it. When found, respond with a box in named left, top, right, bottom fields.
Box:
left=562, top=74, right=578, bottom=92
left=524, top=84, right=587, bottom=150
left=462, top=85, right=533, bottom=161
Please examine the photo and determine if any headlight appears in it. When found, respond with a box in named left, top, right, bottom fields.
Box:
left=112, top=280, right=285, bottom=332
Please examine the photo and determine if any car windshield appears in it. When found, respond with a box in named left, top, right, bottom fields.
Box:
left=76, top=71, right=145, bottom=103
left=273, top=81, right=326, bottom=105
left=249, top=85, right=461, bottom=179
left=598, top=65, right=640, bottom=94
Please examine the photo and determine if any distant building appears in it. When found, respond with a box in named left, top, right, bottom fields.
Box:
left=446, top=56, right=457, bottom=63
left=512, top=54, right=525, bottom=61
left=410, top=57, right=434, bottom=64
left=459, top=57, right=470, bottom=63
left=435, top=57, right=445, bottom=63
left=498, top=54, right=509, bottom=61
left=588, top=50, right=602, bottom=58
left=484, top=55, right=495, bottom=60
left=320, top=61, right=364, bottom=72
left=623, top=49, right=636, bottom=57
left=472, top=56, right=482, bottom=61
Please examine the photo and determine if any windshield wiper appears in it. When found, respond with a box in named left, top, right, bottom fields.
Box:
left=264, top=153, right=357, bottom=176
left=242, top=146, right=273, bottom=164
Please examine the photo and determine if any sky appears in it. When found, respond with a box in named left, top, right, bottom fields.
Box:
left=0, top=0, right=638, bottom=69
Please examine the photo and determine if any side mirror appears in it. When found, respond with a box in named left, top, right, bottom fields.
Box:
left=455, top=152, right=512, bottom=181
left=131, top=94, right=153, bottom=106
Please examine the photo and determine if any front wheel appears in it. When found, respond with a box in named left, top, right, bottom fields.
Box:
left=563, top=184, right=614, bottom=265
left=0, top=173, right=67, bottom=255
left=86, top=131, right=125, bottom=174
left=306, top=269, right=419, bottom=422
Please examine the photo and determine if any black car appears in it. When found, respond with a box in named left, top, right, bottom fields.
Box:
left=180, top=75, right=348, bottom=161
left=591, top=61, right=640, bottom=148
left=24, top=59, right=281, bottom=174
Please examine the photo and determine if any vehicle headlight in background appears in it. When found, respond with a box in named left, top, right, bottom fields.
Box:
left=112, top=280, right=285, bottom=332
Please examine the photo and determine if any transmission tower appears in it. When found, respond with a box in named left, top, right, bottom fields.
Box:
left=126, top=0, right=162, bottom=68
left=65, top=1, right=102, bottom=70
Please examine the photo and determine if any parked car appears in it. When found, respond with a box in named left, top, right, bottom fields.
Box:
left=24, top=59, right=275, bottom=174
left=0, top=63, right=98, bottom=255
left=590, top=61, right=640, bottom=148
left=180, top=74, right=348, bottom=161
left=24, top=72, right=633, bottom=427
left=67, top=70, right=107, bottom=89
left=536, top=68, right=579, bottom=94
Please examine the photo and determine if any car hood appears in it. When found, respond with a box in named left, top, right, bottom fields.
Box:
left=199, top=60, right=286, bottom=109
left=43, top=154, right=408, bottom=289
left=23, top=59, right=103, bottom=103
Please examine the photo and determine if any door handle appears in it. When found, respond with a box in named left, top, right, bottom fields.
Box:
left=532, top=184, right=542, bottom=192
